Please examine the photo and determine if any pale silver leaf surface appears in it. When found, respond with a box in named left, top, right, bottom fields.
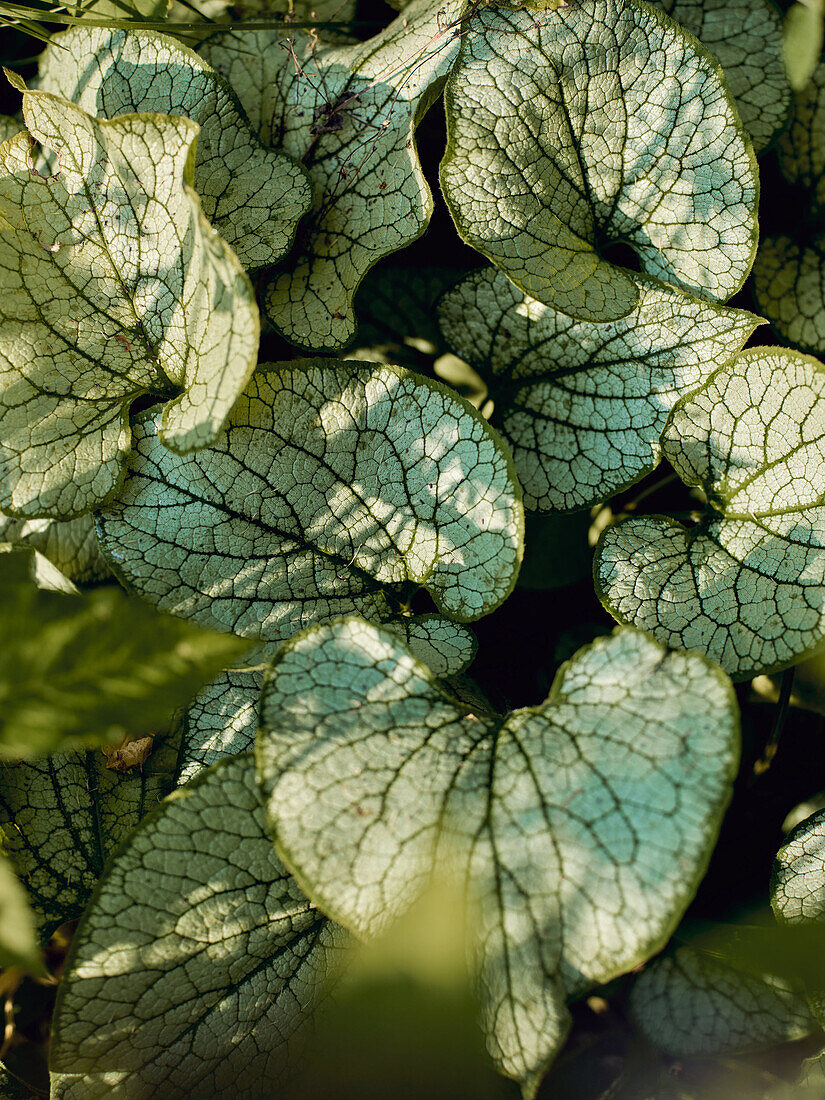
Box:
left=36, top=27, right=312, bottom=269
left=257, top=618, right=739, bottom=1091
left=595, top=349, right=825, bottom=680
left=96, top=361, right=523, bottom=644
left=438, top=268, right=761, bottom=511
left=0, top=90, right=258, bottom=517
left=440, top=0, right=759, bottom=322
left=49, top=755, right=341, bottom=1099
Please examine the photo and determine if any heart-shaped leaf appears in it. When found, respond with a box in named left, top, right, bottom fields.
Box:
left=201, top=0, right=463, bottom=350
left=96, top=360, right=523, bottom=645
left=257, top=618, right=739, bottom=1091
left=48, top=754, right=342, bottom=1099
left=440, top=0, right=759, bottom=322
left=35, top=27, right=312, bottom=269
left=438, top=267, right=761, bottom=511
left=654, top=0, right=790, bottom=153
left=595, top=348, right=825, bottom=680
left=0, top=86, right=259, bottom=517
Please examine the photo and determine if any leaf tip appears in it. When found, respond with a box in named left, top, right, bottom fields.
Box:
left=3, top=68, right=25, bottom=94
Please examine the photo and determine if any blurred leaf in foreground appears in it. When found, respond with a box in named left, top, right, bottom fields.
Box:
left=0, top=850, right=46, bottom=977
left=287, top=880, right=511, bottom=1100
left=0, top=549, right=250, bottom=760
left=784, top=1, right=824, bottom=92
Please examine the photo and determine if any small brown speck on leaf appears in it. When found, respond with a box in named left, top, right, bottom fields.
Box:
left=102, top=735, right=154, bottom=772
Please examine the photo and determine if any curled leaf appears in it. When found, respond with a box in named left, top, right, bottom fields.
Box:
left=0, top=88, right=258, bottom=517
left=202, top=0, right=463, bottom=350
left=35, top=27, right=312, bottom=268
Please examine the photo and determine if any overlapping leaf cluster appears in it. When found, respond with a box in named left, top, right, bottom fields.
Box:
left=2, top=0, right=825, bottom=1095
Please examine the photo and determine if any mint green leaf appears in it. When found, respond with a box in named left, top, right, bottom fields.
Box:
left=257, top=619, right=739, bottom=1090
left=595, top=348, right=825, bottom=681
left=438, top=268, right=761, bottom=511
left=0, top=513, right=109, bottom=584
left=176, top=666, right=263, bottom=785
left=783, top=3, right=824, bottom=93
left=0, top=88, right=259, bottom=518
left=386, top=614, right=476, bottom=677
left=630, top=945, right=815, bottom=1057
left=772, top=809, right=825, bottom=927
left=49, top=754, right=342, bottom=1099
left=0, top=549, right=249, bottom=760
left=440, top=0, right=759, bottom=323
left=96, top=360, right=524, bottom=644
left=0, top=850, right=45, bottom=976
left=202, top=0, right=463, bottom=350
left=0, top=732, right=181, bottom=938
left=655, top=0, right=790, bottom=153
left=36, top=27, right=311, bottom=269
